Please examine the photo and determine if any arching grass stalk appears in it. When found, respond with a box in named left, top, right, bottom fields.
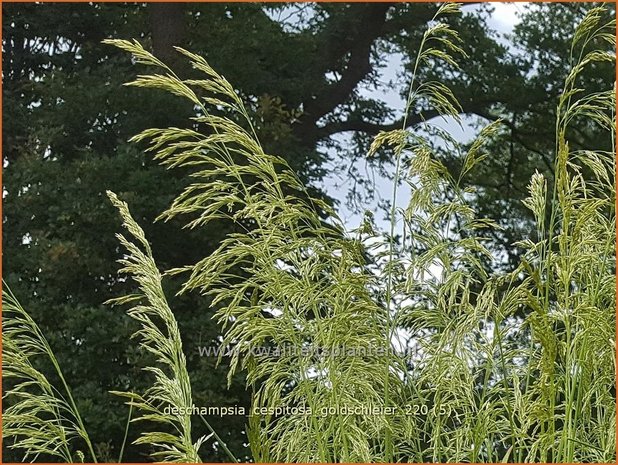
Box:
left=381, top=4, right=467, bottom=460
left=532, top=7, right=615, bottom=461
left=105, top=37, right=396, bottom=462
left=106, top=191, right=209, bottom=463
left=2, top=285, right=98, bottom=463
left=117, top=403, right=133, bottom=463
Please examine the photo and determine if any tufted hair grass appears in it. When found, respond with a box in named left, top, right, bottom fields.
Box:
left=2, top=4, right=615, bottom=462
left=2, top=285, right=97, bottom=462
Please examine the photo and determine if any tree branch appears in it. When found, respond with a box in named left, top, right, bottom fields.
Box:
left=313, top=109, right=442, bottom=140
left=292, top=4, right=394, bottom=145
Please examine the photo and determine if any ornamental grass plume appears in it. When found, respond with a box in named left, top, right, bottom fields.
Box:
left=2, top=3, right=615, bottom=462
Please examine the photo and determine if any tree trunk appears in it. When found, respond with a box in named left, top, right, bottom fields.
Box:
left=149, top=3, right=186, bottom=63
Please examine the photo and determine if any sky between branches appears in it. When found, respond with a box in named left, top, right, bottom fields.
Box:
left=317, top=3, right=524, bottom=229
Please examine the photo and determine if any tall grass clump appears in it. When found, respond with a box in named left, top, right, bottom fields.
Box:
left=2, top=286, right=97, bottom=462
left=376, top=5, right=616, bottom=462
left=100, top=32, right=400, bottom=462
left=104, top=192, right=208, bottom=463
left=2, top=3, right=615, bottom=463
